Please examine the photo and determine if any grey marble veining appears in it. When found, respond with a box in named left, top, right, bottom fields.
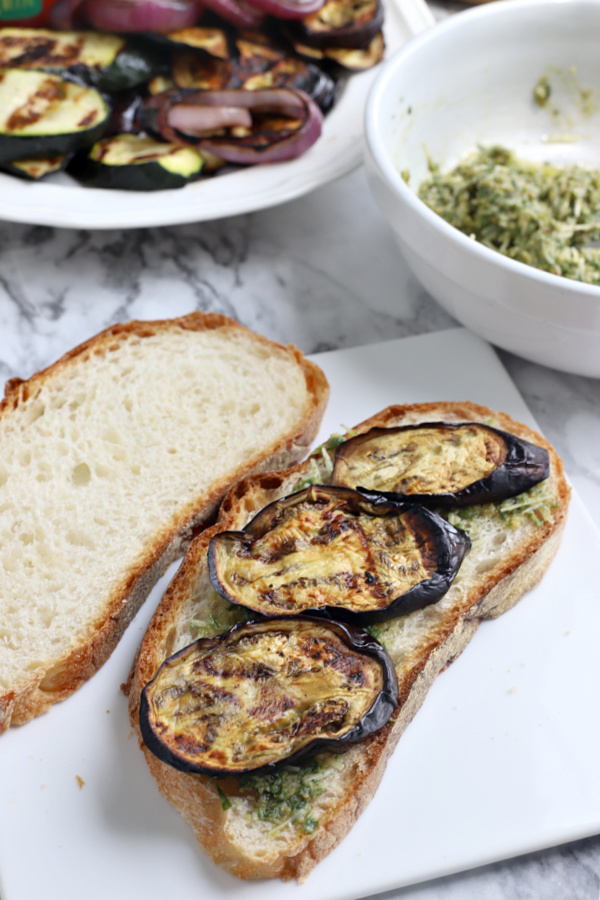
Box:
left=1, top=106, right=600, bottom=900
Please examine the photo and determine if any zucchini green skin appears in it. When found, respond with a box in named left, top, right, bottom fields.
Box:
left=0, top=69, right=110, bottom=165
left=0, top=154, right=69, bottom=180
left=79, top=40, right=168, bottom=93
left=69, top=134, right=205, bottom=191
left=0, top=28, right=166, bottom=93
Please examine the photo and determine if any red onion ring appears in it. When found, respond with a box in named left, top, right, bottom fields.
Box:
left=199, top=0, right=264, bottom=29
left=168, top=104, right=253, bottom=133
left=148, top=88, right=323, bottom=164
left=82, top=0, right=202, bottom=32
left=241, top=0, right=324, bottom=19
left=48, top=0, right=86, bottom=28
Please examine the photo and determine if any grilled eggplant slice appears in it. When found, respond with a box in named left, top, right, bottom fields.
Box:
left=0, top=27, right=165, bottom=92
left=287, top=0, right=383, bottom=49
left=332, top=422, right=550, bottom=508
left=0, top=69, right=109, bottom=165
left=68, top=132, right=204, bottom=190
left=147, top=26, right=230, bottom=58
left=291, top=28, right=383, bottom=69
left=171, top=34, right=336, bottom=110
left=139, top=616, right=398, bottom=775
left=209, top=485, right=470, bottom=623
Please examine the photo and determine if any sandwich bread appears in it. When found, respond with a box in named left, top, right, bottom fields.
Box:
left=0, top=312, right=328, bottom=731
left=127, top=400, right=570, bottom=882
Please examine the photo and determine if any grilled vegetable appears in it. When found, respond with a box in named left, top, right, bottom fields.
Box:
left=208, top=485, right=470, bottom=622
left=242, top=0, right=326, bottom=20
left=139, top=616, right=398, bottom=775
left=0, top=68, right=110, bottom=165
left=1, top=153, right=68, bottom=179
left=0, top=27, right=165, bottom=92
left=82, top=0, right=203, bottom=33
left=171, top=34, right=336, bottom=110
left=288, top=0, right=383, bottom=49
left=332, top=422, right=550, bottom=507
left=200, top=0, right=265, bottom=29
left=68, top=132, right=204, bottom=189
left=143, top=85, right=323, bottom=164
left=148, top=25, right=230, bottom=57
left=291, top=28, right=383, bottom=69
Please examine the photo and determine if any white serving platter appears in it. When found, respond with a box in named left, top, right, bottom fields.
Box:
left=0, top=0, right=434, bottom=229
left=1, top=326, right=600, bottom=900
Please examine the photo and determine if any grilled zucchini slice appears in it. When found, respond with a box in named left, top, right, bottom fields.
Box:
left=1, top=153, right=68, bottom=180
left=0, top=27, right=165, bottom=92
left=69, top=133, right=205, bottom=190
left=0, top=68, right=109, bottom=164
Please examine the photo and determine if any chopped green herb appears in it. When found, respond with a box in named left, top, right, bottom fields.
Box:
left=189, top=597, right=250, bottom=638
left=217, top=784, right=232, bottom=811
left=418, top=144, right=600, bottom=285
left=442, top=479, right=556, bottom=534
left=293, top=426, right=358, bottom=492
left=365, top=623, right=388, bottom=648
left=239, top=758, right=326, bottom=834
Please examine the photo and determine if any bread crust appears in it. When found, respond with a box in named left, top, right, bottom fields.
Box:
left=0, top=312, right=329, bottom=732
left=127, top=401, right=570, bottom=881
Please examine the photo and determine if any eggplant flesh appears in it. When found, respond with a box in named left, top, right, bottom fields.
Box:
left=208, top=485, right=470, bottom=623
left=289, top=0, right=383, bottom=49
left=139, top=617, right=398, bottom=775
left=291, top=29, right=384, bottom=70
left=332, top=422, right=550, bottom=508
left=171, top=36, right=336, bottom=111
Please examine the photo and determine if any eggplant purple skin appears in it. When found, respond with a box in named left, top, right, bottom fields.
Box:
left=334, top=422, right=551, bottom=509
left=138, top=616, right=399, bottom=777
left=208, top=484, right=471, bottom=625
left=362, top=501, right=471, bottom=624
left=286, top=0, right=384, bottom=50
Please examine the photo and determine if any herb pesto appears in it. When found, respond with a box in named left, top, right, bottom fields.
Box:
left=239, top=758, right=326, bottom=835
left=442, top=479, right=557, bottom=536
left=418, top=145, right=600, bottom=285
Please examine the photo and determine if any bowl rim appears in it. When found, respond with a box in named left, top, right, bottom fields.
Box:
left=364, top=0, right=600, bottom=299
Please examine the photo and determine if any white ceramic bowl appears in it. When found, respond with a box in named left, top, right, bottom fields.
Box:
left=364, top=0, right=600, bottom=377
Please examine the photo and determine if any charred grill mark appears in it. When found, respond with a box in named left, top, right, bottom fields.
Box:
left=6, top=77, right=63, bottom=130
left=289, top=698, right=349, bottom=736
left=78, top=110, right=100, bottom=128
left=248, top=692, right=296, bottom=721
left=0, top=35, right=84, bottom=68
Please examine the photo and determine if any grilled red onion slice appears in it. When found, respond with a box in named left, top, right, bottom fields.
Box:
left=48, top=0, right=86, bottom=28
left=82, top=0, right=202, bottom=32
left=242, top=0, right=324, bottom=19
left=168, top=103, right=252, bottom=132
left=148, top=88, right=323, bottom=164
left=200, top=0, right=264, bottom=29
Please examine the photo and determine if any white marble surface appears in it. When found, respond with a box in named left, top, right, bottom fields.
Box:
left=2, top=15, right=600, bottom=897
left=2, top=163, right=600, bottom=900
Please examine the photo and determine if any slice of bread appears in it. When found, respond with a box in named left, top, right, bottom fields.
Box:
left=0, top=312, right=329, bottom=732
left=127, top=401, right=570, bottom=882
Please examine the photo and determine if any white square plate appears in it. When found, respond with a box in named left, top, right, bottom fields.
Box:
left=1, top=327, right=599, bottom=900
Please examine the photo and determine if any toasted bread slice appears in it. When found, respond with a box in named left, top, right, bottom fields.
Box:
left=127, top=401, right=570, bottom=882
left=0, top=312, right=328, bottom=731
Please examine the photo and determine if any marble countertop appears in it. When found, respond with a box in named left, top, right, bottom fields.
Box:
left=1, top=7, right=600, bottom=898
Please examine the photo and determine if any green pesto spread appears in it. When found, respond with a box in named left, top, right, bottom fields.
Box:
left=238, top=758, right=326, bottom=835
left=418, top=145, right=600, bottom=285
left=442, top=479, right=557, bottom=537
